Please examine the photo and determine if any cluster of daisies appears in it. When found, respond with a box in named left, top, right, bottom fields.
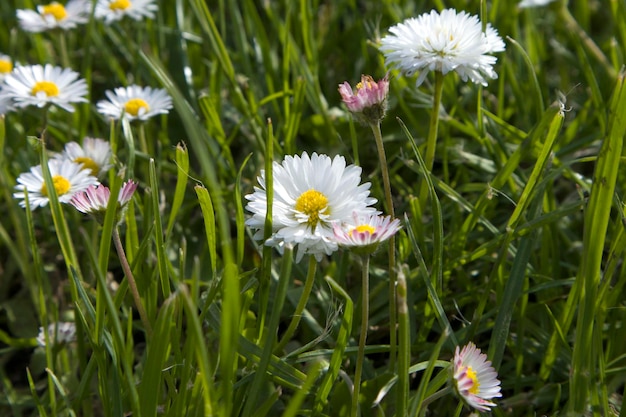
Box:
left=17, top=0, right=158, bottom=32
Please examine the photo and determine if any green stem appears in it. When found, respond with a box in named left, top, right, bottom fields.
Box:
left=274, top=255, right=317, bottom=353
left=397, top=269, right=410, bottom=417
left=420, top=386, right=452, bottom=413
left=112, top=227, right=152, bottom=337
left=351, top=255, right=370, bottom=417
left=418, top=71, right=444, bottom=213
left=369, top=121, right=397, bottom=371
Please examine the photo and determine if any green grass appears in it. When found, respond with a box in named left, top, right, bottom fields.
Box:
left=1, top=0, right=626, bottom=416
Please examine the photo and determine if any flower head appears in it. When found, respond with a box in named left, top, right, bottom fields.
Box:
left=333, top=212, right=401, bottom=255
left=0, top=54, right=13, bottom=83
left=452, top=342, right=502, bottom=412
left=36, top=322, right=76, bottom=347
left=245, top=152, right=378, bottom=262
left=518, top=0, right=557, bottom=8
left=97, top=85, right=172, bottom=122
left=70, top=180, right=137, bottom=223
left=2, top=64, right=88, bottom=112
left=54, top=137, right=113, bottom=178
left=95, top=0, right=158, bottom=24
left=14, top=159, right=99, bottom=210
left=379, top=9, right=506, bottom=87
left=338, top=74, right=389, bottom=124
left=17, top=0, right=90, bottom=33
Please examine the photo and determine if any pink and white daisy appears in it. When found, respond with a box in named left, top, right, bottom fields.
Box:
left=17, top=0, right=90, bottom=33
left=338, top=74, right=389, bottom=124
left=70, top=180, right=138, bottom=215
left=380, top=9, right=506, bottom=87
left=452, top=342, right=502, bottom=412
left=333, top=212, right=401, bottom=255
left=2, top=64, right=88, bottom=112
left=96, top=85, right=172, bottom=122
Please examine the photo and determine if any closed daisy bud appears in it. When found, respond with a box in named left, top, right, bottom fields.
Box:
left=338, top=74, right=389, bottom=125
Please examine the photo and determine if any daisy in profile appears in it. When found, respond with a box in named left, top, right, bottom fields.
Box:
left=54, top=137, right=113, bottom=178
left=338, top=74, right=389, bottom=125
left=97, top=85, right=172, bottom=122
left=245, top=152, right=378, bottom=262
left=0, top=54, right=13, bottom=83
left=452, top=342, right=502, bottom=412
left=2, top=64, right=88, bottom=112
left=14, top=159, right=99, bottom=209
left=95, top=0, right=158, bottom=24
left=70, top=180, right=137, bottom=224
left=379, top=9, right=506, bottom=87
left=17, top=0, right=90, bottom=33
left=36, top=321, right=76, bottom=347
left=333, top=212, right=401, bottom=256
left=518, top=0, right=557, bottom=7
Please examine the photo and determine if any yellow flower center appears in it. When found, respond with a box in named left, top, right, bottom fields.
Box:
left=466, top=366, right=480, bottom=395
left=0, top=59, right=12, bottom=74
left=124, top=98, right=150, bottom=116
left=31, top=81, right=60, bottom=97
left=349, top=224, right=376, bottom=237
left=75, top=157, right=100, bottom=176
left=109, top=0, right=131, bottom=11
left=41, top=3, right=67, bottom=21
left=356, top=75, right=375, bottom=91
left=295, top=189, right=329, bottom=230
left=40, top=175, right=71, bottom=197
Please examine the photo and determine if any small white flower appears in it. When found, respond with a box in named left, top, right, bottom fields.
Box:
left=452, top=342, right=502, bottom=412
left=333, top=212, right=401, bottom=255
left=0, top=54, right=13, bottom=83
left=17, top=0, right=90, bottom=33
left=2, top=64, right=88, bottom=112
left=96, top=85, right=172, bottom=121
left=14, top=159, right=99, bottom=210
left=380, top=9, right=506, bottom=87
left=95, top=0, right=158, bottom=24
left=518, top=0, right=557, bottom=8
left=36, top=322, right=76, bottom=347
left=54, top=137, right=113, bottom=178
left=245, top=152, right=378, bottom=262
left=0, top=89, right=14, bottom=115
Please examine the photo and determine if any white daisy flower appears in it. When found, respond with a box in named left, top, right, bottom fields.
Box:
left=14, top=159, right=99, bottom=210
left=245, top=152, right=378, bottom=262
left=452, top=342, right=502, bottom=412
left=518, top=0, right=557, bottom=8
left=17, top=0, right=90, bottom=33
left=96, top=85, right=173, bottom=122
left=2, top=64, right=88, bottom=112
left=380, top=9, right=506, bottom=87
left=95, top=0, right=158, bottom=24
left=0, top=54, right=13, bottom=83
left=36, top=321, right=76, bottom=347
left=0, top=89, right=14, bottom=115
left=54, top=137, right=113, bottom=178
left=333, top=212, right=401, bottom=255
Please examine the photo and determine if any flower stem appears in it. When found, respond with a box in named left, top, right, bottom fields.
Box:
left=274, top=255, right=317, bottom=353
left=369, top=121, right=397, bottom=371
left=112, top=227, right=152, bottom=337
left=351, top=255, right=370, bottom=417
left=418, top=71, right=444, bottom=213
left=397, top=269, right=410, bottom=417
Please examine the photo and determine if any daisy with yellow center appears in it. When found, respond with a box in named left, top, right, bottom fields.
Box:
left=245, top=152, right=378, bottom=262
left=53, top=137, right=113, bottom=178
left=0, top=54, right=13, bottom=82
left=452, top=342, right=502, bottom=412
left=2, top=64, right=88, bottom=112
left=14, top=159, right=99, bottom=210
left=333, top=212, right=401, bottom=255
left=17, top=0, right=90, bottom=33
left=97, top=85, right=172, bottom=122
left=95, top=0, right=158, bottom=24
